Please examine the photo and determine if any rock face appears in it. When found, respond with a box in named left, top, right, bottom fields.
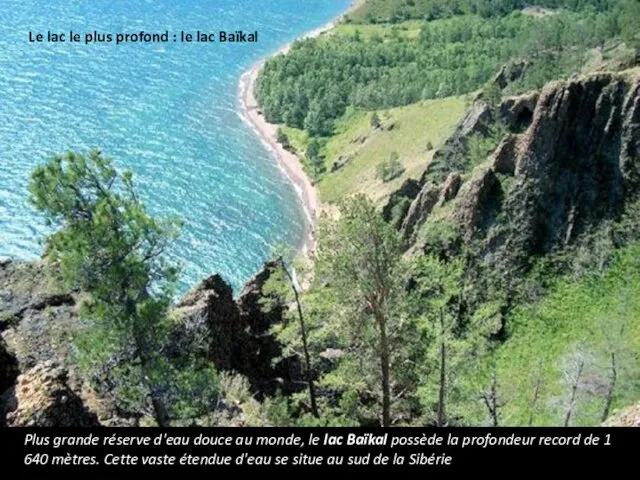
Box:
left=602, top=402, right=640, bottom=427
left=502, top=72, right=640, bottom=260
left=6, top=362, right=100, bottom=427
left=0, top=338, right=18, bottom=395
left=490, top=134, right=518, bottom=175
left=0, top=338, right=18, bottom=426
left=401, top=185, right=440, bottom=242
left=1, top=257, right=296, bottom=426
left=438, top=172, right=463, bottom=205
left=174, top=261, right=300, bottom=398
left=173, top=274, right=240, bottom=368
left=499, top=91, right=539, bottom=132
left=452, top=167, right=501, bottom=241
left=398, top=70, right=640, bottom=261
left=401, top=172, right=463, bottom=243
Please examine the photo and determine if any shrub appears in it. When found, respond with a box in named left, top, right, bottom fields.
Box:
left=376, top=152, right=405, bottom=182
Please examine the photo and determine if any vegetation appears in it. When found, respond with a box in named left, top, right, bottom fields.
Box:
left=300, top=97, right=465, bottom=205
left=376, top=152, right=405, bottom=182
left=28, top=150, right=219, bottom=426
left=316, top=195, right=408, bottom=426
left=494, top=243, right=640, bottom=426
left=346, top=0, right=621, bottom=24
left=256, top=3, right=627, bottom=139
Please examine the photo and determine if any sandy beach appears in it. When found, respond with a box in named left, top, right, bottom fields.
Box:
left=238, top=2, right=361, bottom=256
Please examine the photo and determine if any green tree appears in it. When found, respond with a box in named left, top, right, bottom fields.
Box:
left=370, top=112, right=382, bottom=129
left=277, top=128, right=291, bottom=150
left=376, top=152, right=405, bottom=183
left=620, top=0, right=640, bottom=50
left=316, top=195, right=407, bottom=426
left=28, top=150, right=217, bottom=425
left=411, top=255, right=498, bottom=426
left=261, top=249, right=320, bottom=419
left=306, top=139, right=324, bottom=176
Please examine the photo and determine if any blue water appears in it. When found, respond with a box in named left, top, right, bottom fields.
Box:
left=0, top=0, right=350, bottom=294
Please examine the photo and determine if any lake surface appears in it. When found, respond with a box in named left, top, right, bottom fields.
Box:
left=0, top=0, right=350, bottom=294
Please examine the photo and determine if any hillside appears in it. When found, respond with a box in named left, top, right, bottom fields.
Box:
left=257, top=0, right=639, bottom=208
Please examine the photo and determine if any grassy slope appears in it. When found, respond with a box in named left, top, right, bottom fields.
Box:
left=281, top=95, right=466, bottom=207
left=496, top=244, right=640, bottom=426
left=320, top=97, right=466, bottom=205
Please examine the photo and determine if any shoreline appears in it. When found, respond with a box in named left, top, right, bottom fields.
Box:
left=237, top=1, right=361, bottom=259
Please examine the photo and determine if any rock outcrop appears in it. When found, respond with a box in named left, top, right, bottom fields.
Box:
left=173, top=274, right=240, bottom=367
left=399, top=70, right=640, bottom=262
left=452, top=167, right=502, bottom=241
left=421, top=100, right=493, bottom=184
left=491, top=59, right=530, bottom=90
left=401, top=185, right=440, bottom=242
left=0, top=338, right=17, bottom=395
left=602, top=402, right=640, bottom=427
left=5, top=362, right=100, bottom=427
left=0, top=338, right=18, bottom=426
left=401, top=172, right=463, bottom=243
left=173, top=261, right=300, bottom=398
left=382, top=178, right=422, bottom=228
left=501, top=72, right=640, bottom=260
left=499, top=91, right=539, bottom=132
left=1, top=257, right=297, bottom=426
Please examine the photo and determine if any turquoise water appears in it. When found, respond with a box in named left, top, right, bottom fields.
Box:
left=0, top=0, right=350, bottom=294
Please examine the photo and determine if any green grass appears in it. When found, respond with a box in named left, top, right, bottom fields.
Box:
left=279, top=126, right=309, bottom=159
left=316, top=95, right=467, bottom=206
left=494, top=244, right=640, bottom=426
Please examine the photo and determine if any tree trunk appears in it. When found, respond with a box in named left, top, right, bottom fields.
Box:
left=601, top=352, right=617, bottom=423
left=133, top=329, right=171, bottom=427
left=437, top=307, right=446, bottom=427
left=127, top=297, right=171, bottom=428
left=528, top=377, right=541, bottom=426
left=376, top=311, right=392, bottom=427
left=564, top=359, right=585, bottom=428
left=481, top=369, right=500, bottom=427
left=280, top=261, right=319, bottom=418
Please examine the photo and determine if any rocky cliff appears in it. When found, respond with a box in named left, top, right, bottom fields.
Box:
left=0, top=259, right=294, bottom=426
left=395, top=69, right=640, bottom=269
left=173, top=261, right=301, bottom=398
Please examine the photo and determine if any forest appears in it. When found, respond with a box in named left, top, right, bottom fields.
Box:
left=256, top=0, right=636, bottom=137
left=348, top=0, right=621, bottom=23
